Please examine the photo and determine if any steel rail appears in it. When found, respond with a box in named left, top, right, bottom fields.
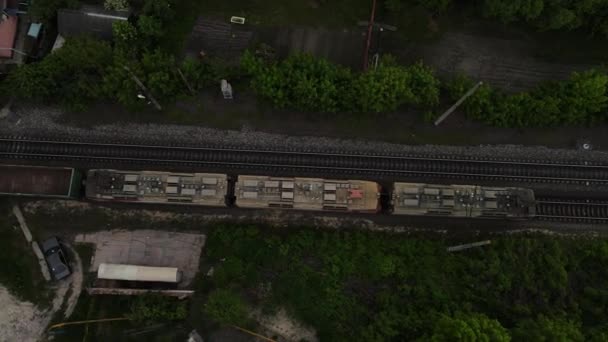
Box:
left=2, top=137, right=608, bottom=185
left=3, top=151, right=608, bottom=183
left=0, top=136, right=605, bottom=167
left=535, top=199, right=608, bottom=222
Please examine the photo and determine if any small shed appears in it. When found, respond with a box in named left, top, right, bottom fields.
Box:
left=57, top=5, right=129, bottom=40
left=97, top=263, right=182, bottom=283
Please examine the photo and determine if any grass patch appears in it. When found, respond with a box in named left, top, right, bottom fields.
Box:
left=51, top=294, right=191, bottom=341
left=0, top=200, right=52, bottom=307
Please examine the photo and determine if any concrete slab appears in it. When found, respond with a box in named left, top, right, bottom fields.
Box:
left=75, top=230, right=206, bottom=288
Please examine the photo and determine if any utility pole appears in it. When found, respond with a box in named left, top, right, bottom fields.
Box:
left=122, top=65, right=162, bottom=111
left=434, top=81, right=483, bottom=126
left=176, top=68, right=195, bottom=96
left=447, top=240, right=491, bottom=252
left=362, top=0, right=377, bottom=71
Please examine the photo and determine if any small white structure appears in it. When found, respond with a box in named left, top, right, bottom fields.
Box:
left=221, top=79, right=233, bottom=99
left=230, top=16, right=245, bottom=24
left=97, top=263, right=182, bottom=283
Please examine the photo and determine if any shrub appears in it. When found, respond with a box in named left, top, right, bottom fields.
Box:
left=4, top=37, right=112, bottom=111
left=128, top=294, right=188, bottom=322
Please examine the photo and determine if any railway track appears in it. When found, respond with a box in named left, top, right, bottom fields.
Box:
left=535, top=198, right=608, bottom=223
left=1, top=136, right=608, bottom=185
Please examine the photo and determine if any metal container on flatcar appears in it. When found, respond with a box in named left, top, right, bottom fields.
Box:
left=235, top=175, right=381, bottom=213
left=391, top=182, right=535, bottom=219
left=0, top=164, right=81, bottom=198
left=86, top=169, right=228, bottom=207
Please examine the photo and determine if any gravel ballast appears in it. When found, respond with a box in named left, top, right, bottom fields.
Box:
left=2, top=106, right=608, bottom=164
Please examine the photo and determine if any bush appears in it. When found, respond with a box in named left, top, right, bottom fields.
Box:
left=204, top=288, right=250, bottom=326
left=244, top=53, right=352, bottom=113
left=4, top=37, right=112, bottom=111
left=204, top=227, right=608, bottom=341
left=449, top=71, right=608, bottom=127
left=128, top=294, right=188, bottom=322
left=242, top=52, right=439, bottom=114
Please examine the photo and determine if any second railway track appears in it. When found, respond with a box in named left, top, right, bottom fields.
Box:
left=2, top=136, right=608, bottom=186
left=535, top=198, right=608, bottom=223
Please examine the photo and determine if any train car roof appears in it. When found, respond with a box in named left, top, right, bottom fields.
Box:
left=235, top=175, right=380, bottom=212
left=392, top=182, right=534, bottom=217
left=86, top=170, right=228, bottom=206
left=0, top=165, right=78, bottom=198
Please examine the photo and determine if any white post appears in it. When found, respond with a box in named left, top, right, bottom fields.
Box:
left=434, top=81, right=483, bottom=126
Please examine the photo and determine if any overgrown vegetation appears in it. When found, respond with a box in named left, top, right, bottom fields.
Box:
left=127, top=294, right=188, bottom=322
left=385, top=0, right=608, bottom=38
left=3, top=0, right=216, bottom=111
left=201, top=226, right=608, bottom=341
left=446, top=71, right=608, bottom=127
left=241, top=51, right=441, bottom=113
left=0, top=201, right=51, bottom=306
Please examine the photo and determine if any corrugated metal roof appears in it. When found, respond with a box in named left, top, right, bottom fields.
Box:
left=0, top=15, right=17, bottom=58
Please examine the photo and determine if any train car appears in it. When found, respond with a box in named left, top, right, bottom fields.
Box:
left=97, top=263, right=181, bottom=283
left=391, top=182, right=536, bottom=219
left=235, top=175, right=381, bottom=213
left=86, top=169, right=228, bottom=206
left=0, top=164, right=82, bottom=198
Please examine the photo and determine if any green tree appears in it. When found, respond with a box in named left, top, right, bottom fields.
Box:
left=137, top=15, right=164, bottom=39
left=430, top=313, right=511, bottom=342
left=180, top=57, right=215, bottom=90
left=204, top=289, right=249, bottom=326
left=112, top=21, right=142, bottom=58
left=140, top=49, right=182, bottom=102
left=350, top=62, right=439, bottom=113
left=5, top=36, right=112, bottom=110
left=512, top=315, right=584, bottom=342
left=102, top=56, right=145, bottom=110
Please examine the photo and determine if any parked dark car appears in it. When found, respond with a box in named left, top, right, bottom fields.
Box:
left=41, top=237, right=71, bottom=280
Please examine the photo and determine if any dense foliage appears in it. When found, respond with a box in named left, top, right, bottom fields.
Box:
left=127, top=294, right=188, bottom=322
left=447, top=71, right=608, bottom=127
left=202, top=226, right=608, bottom=341
left=481, top=0, right=608, bottom=37
left=4, top=37, right=113, bottom=111
left=383, top=0, right=608, bottom=38
left=241, top=51, right=440, bottom=113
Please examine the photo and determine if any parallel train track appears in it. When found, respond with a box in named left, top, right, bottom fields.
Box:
left=2, top=136, right=608, bottom=224
left=2, top=136, right=608, bottom=186
left=535, top=198, right=608, bottom=223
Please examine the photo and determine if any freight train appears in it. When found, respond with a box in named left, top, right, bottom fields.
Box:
left=0, top=165, right=537, bottom=219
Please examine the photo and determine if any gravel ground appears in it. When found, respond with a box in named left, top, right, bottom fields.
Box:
left=0, top=275, right=71, bottom=342
left=2, top=106, right=608, bottom=166
left=0, top=286, right=45, bottom=342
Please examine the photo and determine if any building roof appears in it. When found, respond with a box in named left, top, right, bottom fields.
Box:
left=57, top=5, right=129, bottom=40
left=0, top=15, right=17, bottom=58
